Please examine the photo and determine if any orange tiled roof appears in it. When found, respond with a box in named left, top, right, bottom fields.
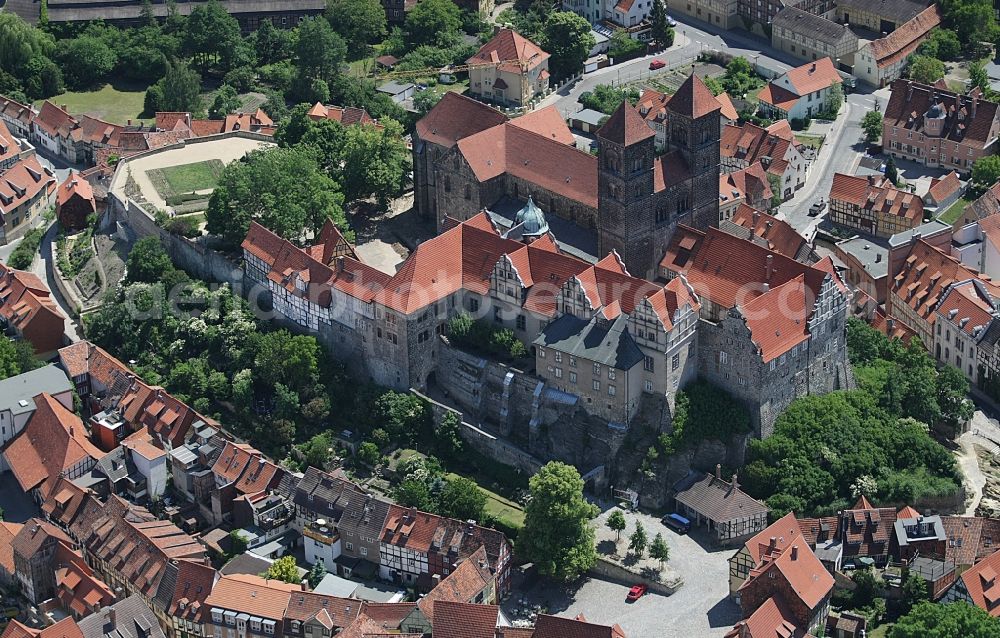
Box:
left=927, top=170, right=962, bottom=205
left=935, top=280, right=994, bottom=335
left=867, top=5, right=941, bottom=69
left=532, top=614, right=626, bottom=638
left=509, top=105, right=575, bottom=145
left=830, top=172, right=923, bottom=224
left=783, top=57, right=842, bottom=97
left=415, top=92, right=508, bottom=148
left=725, top=596, right=804, bottom=638
left=961, top=548, right=1000, bottom=616
left=742, top=512, right=805, bottom=566
left=716, top=91, right=739, bottom=121
left=1, top=618, right=82, bottom=638
left=0, top=260, right=63, bottom=353
left=0, top=154, right=56, bottom=217
left=739, top=539, right=833, bottom=611
left=730, top=204, right=810, bottom=261
left=416, top=546, right=493, bottom=623
left=742, top=275, right=812, bottom=362
left=466, top=28, right=549, bottom=74
left=56, top=172, right=95, bottom=209
left=430, top=601, right=498, bottom=638
left=204, top=574, right=298, bottom=620
left=0, top=521, right=22, bottom=575
left=382, top=505, right=442, bottom=553
left=34, top=101, right=78, bottom=138
left=757, top=83, right=799, bottom=113
left=5, top=394, right=102, bottom=499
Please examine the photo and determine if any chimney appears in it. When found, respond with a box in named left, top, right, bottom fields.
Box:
left=105, top=608, right=116, bottom=629
left=906, top=81, right=913, bottom=102
left=127, top=119, right=132, bottom=126
left=769, top=536, right=776, bottom=550
left=765, top=254, right=774, bottom=282
left=973, top=95, right=978, bottom=118
left=752, top=210, right=760, bottom=227
left=731, top=473, right=739, bottom=491
left=335, top=256, right=345, bottom=274
left=887, top=318, right=895, bottom=332
left=791, top=545, right=799, bottom=560
left=809, top=62, right=816, bottom=73
left=876, top=253, right=882, bottom=263
left=715, top=463, right=721, bottom=480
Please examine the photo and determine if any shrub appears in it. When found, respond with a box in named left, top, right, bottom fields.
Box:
left=165, top=216, right=202, bottom=238
left=447, top=313, right=529, bottom=361
left=7, top=227, right=44, bottom=270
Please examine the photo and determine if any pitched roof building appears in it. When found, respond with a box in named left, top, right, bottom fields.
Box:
left=759, top=57, right=845, bottom=121
left=882, top=78, right=1000, bottom=172
left=0, top=261, right=65, bottom=356
left=854, top=5, right=942, bottom=87
left=720, top=204, right=818, bottom=263
left=944, top=547, right=1000, bottom=616
left=720, top=120, right=809, bottom=200
left=828, top=172, right=923, bottom=238
left=770, top=10, right=858, bottom=69
left=77, top=595, right=166, bottom=638
left=466, top=29, right=550, bottom=107
left=674, top=469, right=770, bottom=543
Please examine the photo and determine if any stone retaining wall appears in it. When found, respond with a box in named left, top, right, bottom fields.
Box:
left=588, top=557, right=682, bottom=596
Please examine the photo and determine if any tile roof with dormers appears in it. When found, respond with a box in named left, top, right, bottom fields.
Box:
left=466, top=28, right=549, bottom=74
left=829, top=172, right=923, bottom=226
left=724, top=596, right=807, bottom=638
left=726, top=204, right=813, bottom=262
left=54, top=541, right=115, bottom=617
left=935, top=280, right=996, bottom=337
left=839, top=496, right=897, bottom=558
left=11, top=518, right=73, bottom=561
left=961, top=548, right=1000, bottom=616
left=307, top=103, right=378, bottom=127
left=152, top=558, right=218, bottom=624
left=884, top=78, right=1000, bottom=149
left=738, top=539, right=833, bottom=613
left=941, top=516, right=1000, bottom=567
left=721, top=121, right=797, bottom=174
left=742, top=512, right=805, bottom=567
left=34, top=101, right=78, bottom=139
left=203, top=574, right=300, bottom=622
left=0, top=618, right=83, bottom=638
left=4, top=395, right=102, bottom=499
left=892, top=239, right=1000, bottom=334
left=416, top=546, right=493, bottom=624
left=0, top=260, right=63, bottom=352
left=0, top=154, right=56, bottom=218
left=0, top=94, right=35, bottom=129
left=284, top=592, right=362, bottom=629
left=211, top=440, right=283, bottom=496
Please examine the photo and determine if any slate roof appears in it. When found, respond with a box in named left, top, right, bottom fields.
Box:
left=674, top=471, right=769, bottom=524
left=0, top=364, right=71, bottom=416
left=839, top=496, right=897, bottom=558
left=534, top=314, right=644, bottom=370
left=772, top=8, right=854, bottom=46
left=77, top=594, right=165, bottom=638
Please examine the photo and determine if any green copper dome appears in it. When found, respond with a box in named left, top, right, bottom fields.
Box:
left=514, top=196, right=548, bottom=237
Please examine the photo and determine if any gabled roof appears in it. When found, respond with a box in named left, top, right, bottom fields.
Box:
left=466, top=28, right=549, bottom=73
left=596, top=101, right=655, bottom=144
left=728, top=204, right=812, bottom=262
left=5, top=394, right=102, bottom=499
left=783, top=57, right=843, bottom=96
left=716, top=91, right=739, bottom=121
left=0, top=155, right=56, bottom=217
left=34, top=101, right=78, bottom=138
left=835, top=0, right=927, bottom=22
left=429, top=601, right=498, bottom=638
left=739, top=538, right=833, bottom=611
left=741, top=275, right=813, bottom=363
left=741, top=512, right=805, bottom=567
left=416, top=546, right=493, bottom=624
left=1, top=617, right=83, bottom=638
left=668, top=73, right=722, bottom=119
left=56, top=172, right=95, bottom=209
left=0, top=521, right=22, bottom=575
left=534, top=314, right=644, bottom=370
left=11, top=518, right=72, bottom=560
left=867, top=5, right=941, bottom=69
left=725, top=596, right=805, bottom=638
left=152, top=558, right=217, bottom=623
left=284, top=592, right=362, bottom=628
left=927, top=170, right=962, bottom=205
left=883, top=78, right=1000, bottom=149
left=935, top=280, right=995, bottom=337
left=961, top=548, right=1000, bottom=616
left=509, top=105, right=575, bottom=145
left=830, top=172, right=923, bottom=223
left=674, top=471, right=769, bottom=524
left=532, top=614, right=626, bottom=638
left=415, top=92, right=508, bottom=148
left=77, top=594, right=165, bottom=638
left=203, top=574, right=299, bottom=620
left=772, top=9, right=854, bottom=47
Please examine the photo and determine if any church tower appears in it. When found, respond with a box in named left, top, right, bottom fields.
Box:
left=596, top=101, right=657, bottom=278
left=665, top=73, right=721, bottom=230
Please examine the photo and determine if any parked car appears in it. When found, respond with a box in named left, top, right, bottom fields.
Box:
left=649, top=59, right=666, bottom=70
left=808, top=200, right=826, bottom=217
left=626, top=584, right=647, bottom=602
left=667, top=15, right=677, bottom=26
left=662, top=512, right=691, bottom=534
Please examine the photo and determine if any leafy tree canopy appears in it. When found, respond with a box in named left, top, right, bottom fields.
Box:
left=890, top=601, right=1000, bottom=638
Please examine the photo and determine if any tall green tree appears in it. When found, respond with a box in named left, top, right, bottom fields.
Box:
left=404, top=0, right=462, bottom=47
left=307, top=562, right=326, bottom=588
left=60, top=36, right=116, bottom=90
left=861, top=111, right=883, bottom=144
left=900, top=572, right=929, bottom=615
left=890, top=601, right=1000, bottom=638
left=628, top=521, right=647, bottom=557
left=542, top=12, right=595, bottom=80
left=907, top=55, right=945, bottom=84
left=0, top=13, right=54, bottom=75
left=152, top=62, right=203, bottom=114
left=649, top=0, right=674, bottom=48
left=265, top=556, right=301, bottom=584
left=206, top=146, right=347, bottom=248
left=184, top=0, right=241, bottom=66
left=518, top=462, right=598, bottom=581
left=0, top=336, right=40, bottom=380
left=295, top=16, right=347, bottom=85
left=326, top=0, right=388, bottom=58
left=649, top=532, right=670, bottom=568
left=126, top=237, right=180, bottom=284
left=335, top=118, right=410, bottom=206
left=606, top=509, right=626, bottom=541
left=973, top=155, right=1000, bottom=188
left=438, top=476, right=487, bottom=522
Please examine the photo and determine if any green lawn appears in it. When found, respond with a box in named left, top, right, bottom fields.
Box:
left=795, top=133, right=825, bottom=150
left=37, top=84, right=151, bottom=125
left=868, top=623, right=892, bottom=638
left=147, top=160, right=225, bottom=200
left=446, top=472, right=525, bottom=527
left=939, top=195, right=973, bottom=225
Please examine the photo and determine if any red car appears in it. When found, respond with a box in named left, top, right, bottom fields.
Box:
left=649, top=59, right=666, bottom=70
left=626, top=584, right=647, bottom=602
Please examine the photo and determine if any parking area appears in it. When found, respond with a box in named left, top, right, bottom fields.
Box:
left=505, top=507, right=741, bottom=636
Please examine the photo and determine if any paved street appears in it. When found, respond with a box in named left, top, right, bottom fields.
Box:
left=507, top=507, right=740, bottom=637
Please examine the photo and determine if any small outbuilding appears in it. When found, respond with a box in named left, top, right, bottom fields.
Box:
left=673, top=466, right=769, bottom=543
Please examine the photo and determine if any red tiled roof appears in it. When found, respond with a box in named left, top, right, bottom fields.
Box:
left=1, top=618, right=82, bottom=638
left=742, top=275, right=812, bottom=362
left=456, top=120, right=598, bottom=208
left=430, top=601, right=498, bottom=638
left=726, top=596, right=805, bottom=638
left=73, top=114, right=123, bottom=147
left=935, top=280, right=994, bottom=335
left=509, top=105, right=575, bottom=145
left=532, top=614, right=626, bottom=638
left=716, top=91, right=739, bottom=121
left=730, top=204, right=810, bottom=261
left=34, top=101, right=78, bottom=138
left=783, top=57, right=841, bottom=96
left=416, top=546, right=492, bottom=623
left=54, top=542, right=114, bottom=616
left=56, top=172, right=95, bottom=209
left=596, top=100, right=655, bottom=145
left=382, top=505, right=442, bottom=553
left=962, top=548, right=1000, bottom=616
left=757, top=83, right=799, bottom=113
left=840, top=497, right=897, bottom=558
left=415, top=92, right=508, bottom=148
left=0, top=260, right=63, bottom=354
left=739, top=539, right=833, bottom=611
left=884, top=78, right=1000, bottom=149
left=927, top=170, right=962, bottom=205
left=668, top=73, right=721, bottom=119
left=308, top=103, right=378, bottom=127
left=743, top=512, right=804, bottom=566
left=892, top=239, right=1000, bottom=333
left=211, top=441, right=282, bottom=495
left=5, top=394, right=102, bottom=499
left=155, top=112, right=191, bottom=131
left=654, top=150, right=692, bottom=193
left=204, top=574, right=299, bottom=620
left=0, top=521, right=22, bottom=575
left=830, top=172, right=923, bottom=224
left=0, top=94, right=35, bottom=128
left=721, top=122, right=796, bottom=174
left=284, top=592, right=362, bottom=628
left=0, top=154, right=56, bottom=217
left=867, top=5, right=941, bottom=69
left=466, top=28, right=549, bottom=74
